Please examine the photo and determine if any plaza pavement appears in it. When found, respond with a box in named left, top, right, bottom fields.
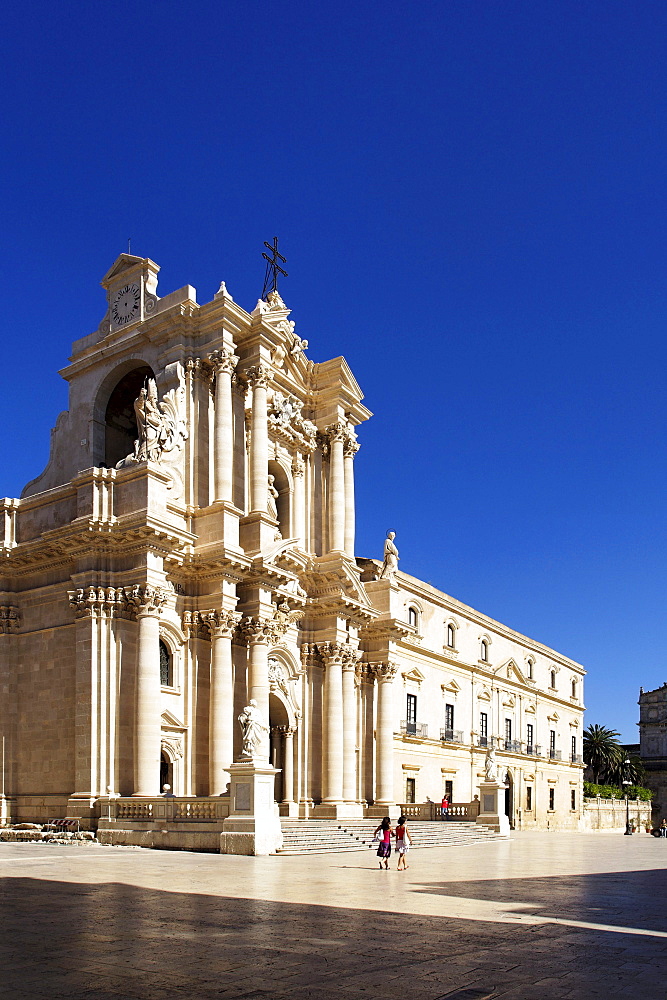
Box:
left=0, top=830, right=665, bottom=1000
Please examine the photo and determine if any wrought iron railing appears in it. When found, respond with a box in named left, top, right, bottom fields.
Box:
left=400, top=720, right=428, bottom=738
left=477, top=735, right=489, bottom=748
left=570, top=753, right=583, bottom=764
left=549, top=749, right=562, bottom=760
left=504, top=739, right=521, bottom=752
left=440, top=728, right=464, bottom=744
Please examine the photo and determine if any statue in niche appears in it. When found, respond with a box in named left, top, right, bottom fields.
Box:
left=379, top=531, right=399, bottom=580
left=484, top=748, right=498, bottom=782
left=267, top=475, right=280, bottom=520
left=119, top=377, right=187, bottom=468
left=238, top=699, right=269, bottom=759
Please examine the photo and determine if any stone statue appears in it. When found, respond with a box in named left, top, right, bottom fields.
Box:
left=379, top=531, right=399, bottom=580
left=120, top=377, right=187, bottom=467
left=267, top=475, right=279, bottom=521
left=484, top=748, right=498, bottom=782
left=238, top=699, right=269, bottom=759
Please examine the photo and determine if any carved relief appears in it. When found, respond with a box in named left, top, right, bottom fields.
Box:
left=268, top=391, right=317, bottom=452
left=117, top=379, right=188, bottom=467
left=0, top=606, right=19, bottom=634
left=161, top=734, right=184, bottom=761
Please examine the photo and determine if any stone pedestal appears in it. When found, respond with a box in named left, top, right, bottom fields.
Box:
left=220, top=761, right=283, bottom=856
left=475, top=780, right=510, bottom=836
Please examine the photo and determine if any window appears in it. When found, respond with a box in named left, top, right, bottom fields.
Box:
left=571, top=678, right=577, bottom=698
left=571, top=789, right=576, bottom=810
left=445, top=704, right=454, bottom=731
left=408, top=606, right=418, bottom=629
left=527, top=659, right=534, bottom=681
left=480, top=639, right=488, bottom=662
left=526, top=786, right=532, bottom=811
left=526, top=723, right=534, bottom=753
left=550, top=670, right=556, bottom=689
left=505, top=719, right=512, bottom=741
left=405, top=777, right=416, bottom=803
left=479, top=712, right=488, bottom=747
left=549, top=787, right=555, bottom=811
left=549, top=730, right=556, bottom=758
left=444, top=779, right=453, bottom=801
left=447, top=623, right=456, bottom=649
left=571, top=735, right=577, bottom=758
left=159, top=640, right=173, bottom=687
left=406, top=693, right=417, bottom=735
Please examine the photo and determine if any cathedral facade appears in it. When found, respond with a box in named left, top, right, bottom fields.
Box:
left=0, top=254, right=585, bottom=841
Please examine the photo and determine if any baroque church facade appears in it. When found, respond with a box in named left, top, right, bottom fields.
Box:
left=0, top=254, right=585, bottom=842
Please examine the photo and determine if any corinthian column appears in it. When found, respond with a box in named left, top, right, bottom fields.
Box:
left=247, top=366, right=270, bottom=513
left=342, top=648, right=361, bottom=803
left=318, top=642, right=345, bottom=803
left=212, top=349, right=238, bottom=503
left=343, top=428, right=359, bottom=558
left=132, top=587, right=168, bottom=796
left=326, top=422, right=346, bottom=552
left=371, top=662, right=398, bottom=807
left=205, top=610, right=241, bottom=794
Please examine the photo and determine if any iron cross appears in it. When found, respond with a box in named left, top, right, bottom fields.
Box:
left=261, top=237, right=288, bottom=299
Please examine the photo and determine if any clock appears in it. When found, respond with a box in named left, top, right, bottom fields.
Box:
left=111, top=283, right=141, bottom=326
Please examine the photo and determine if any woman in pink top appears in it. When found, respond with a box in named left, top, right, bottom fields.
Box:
left=395, top=814, right=413, bottom=870
left=373, top=816, right=392, bottom=869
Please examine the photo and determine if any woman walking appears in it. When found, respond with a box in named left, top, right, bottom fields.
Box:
left=374, top=816, right=392, bottom=869
left=395, top=814, right=413, bottom=870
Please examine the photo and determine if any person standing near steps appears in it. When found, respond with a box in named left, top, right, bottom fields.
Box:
left=374, top=816, right=392, bottom=869
left=395, top=814, right=413, bottom=870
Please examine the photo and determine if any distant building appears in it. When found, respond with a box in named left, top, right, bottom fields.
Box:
left=638, top=683, right=667, bottom=819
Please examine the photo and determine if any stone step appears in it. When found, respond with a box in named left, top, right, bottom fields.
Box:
left=277, top=819, right=505, bottom=855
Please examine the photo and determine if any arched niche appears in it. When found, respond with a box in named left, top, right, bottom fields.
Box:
left=97, top=363, right=154, bottom=468
left=268, top=459, right=291, bottom=538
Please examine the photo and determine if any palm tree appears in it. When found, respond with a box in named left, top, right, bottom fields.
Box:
left=607, top=752, right=646, bottom=788
left=583, top=724, right=623, bottom=784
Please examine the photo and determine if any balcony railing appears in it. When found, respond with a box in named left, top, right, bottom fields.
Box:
left=504, top=739, right=521, bottom=752
left=570, top=753, right=583, bottom=764
left=549, top=749, right=562, bottom=760
left=440, top=728, right=464, bottom=744
left=477, top=736, right=489, bottom=748
left=400, top=720, right=428, bottom=738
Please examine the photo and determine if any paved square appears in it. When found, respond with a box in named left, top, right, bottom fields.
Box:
left=0, top=831, right=665, bottom=999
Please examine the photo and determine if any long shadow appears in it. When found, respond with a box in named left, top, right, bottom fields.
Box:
left=411, top=868, right=667, bottom=934
left=0, top=874, right=665, bottom=1000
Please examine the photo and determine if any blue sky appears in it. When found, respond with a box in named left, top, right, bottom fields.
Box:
left=1, top=1, right=665, bottom=742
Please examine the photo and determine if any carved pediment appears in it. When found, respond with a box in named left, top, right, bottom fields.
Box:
left=497, top=658, right=528, bottom=685
left=402, top=667, right=425, bottom=688
left=161, top=709, right=185, bottom=730
left=477, top=686, right=492, bottom=702
left=442, top=678, right=461, bottom=694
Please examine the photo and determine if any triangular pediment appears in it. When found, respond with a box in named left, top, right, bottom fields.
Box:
left=101, top=253, right=156, bottom=288
left=442, top=677, right=461, bottom=694
left=497, top=657, right=528, bottom=685
left=161, top=709, right=184, bottom=730
left=402, top=666, right=425, bottom=687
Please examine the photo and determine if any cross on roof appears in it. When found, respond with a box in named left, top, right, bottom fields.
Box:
left=261, top=237, right=288, bottom=299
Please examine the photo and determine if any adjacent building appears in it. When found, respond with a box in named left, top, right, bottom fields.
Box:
left=0, top=253, right=585, bottom=836
left=637, top=683, right=667, bottom=821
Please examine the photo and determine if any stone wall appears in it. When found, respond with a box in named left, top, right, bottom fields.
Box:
left=582, top=796, right=652, bottom=832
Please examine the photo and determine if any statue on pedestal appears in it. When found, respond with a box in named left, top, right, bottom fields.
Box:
left=379, top=531, right=399, bottom=580
left=484, top=748, right=498, bottom=782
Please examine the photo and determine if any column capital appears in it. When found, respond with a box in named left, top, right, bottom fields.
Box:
left=292, top=454, right=305, bottom=477
left=325, top=420, right=347, bottom=444
left=343, top=426, right=360, bottom=458
left=68, top=585, right=167, bottom=621
left=209, top=348, right=239, bottom=376
left=246, top=364, right=271, bottom=389
left=241, top=602, right=302, bottom=646
left=0, top=605, right=19, bottom=633
left=129, top=585, right=169, bottom=619
left=202, top=609, right=242, bottom=639
left=369, top=661, right=398, bottom=683
left=185, top=357, right=214, bottom=383
left=317, top=642, right=361, bottom=669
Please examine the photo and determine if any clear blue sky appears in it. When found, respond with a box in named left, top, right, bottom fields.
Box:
left=1, top=2, right=665, bottom=742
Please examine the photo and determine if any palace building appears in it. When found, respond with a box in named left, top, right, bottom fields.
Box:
left=0, top=253, right=585, bottom=847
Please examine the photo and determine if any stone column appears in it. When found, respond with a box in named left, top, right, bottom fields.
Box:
left=212, top=350, right=238, bottom=503
left=318, top=643, right=345, bottom=803
left=205, top=610, right=241, bottom=795
left=326, top=422, right=346, bottom=553
left=281, top=726, right=296, bottom=804
left=342, top=649, right=361, bottom=803
left=247, top=366, right=270, bottom=513
left=133, top=588, right=167, bottom=796
left=343, top=428, right=359, bottom=558
left=292, top=454, right=306, bottom=546
left=371, top=662, right=398, bottom=807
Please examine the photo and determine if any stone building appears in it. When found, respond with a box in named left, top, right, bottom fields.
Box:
left=637, top=683, right=667, bottom=821
left=0, top=253, right=585, bottom=841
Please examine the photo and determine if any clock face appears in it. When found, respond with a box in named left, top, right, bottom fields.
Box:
left=111, top=283, right=141, bottom=326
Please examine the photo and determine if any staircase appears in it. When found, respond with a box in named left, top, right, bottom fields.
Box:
left=277, top=819, right=506, bottom=855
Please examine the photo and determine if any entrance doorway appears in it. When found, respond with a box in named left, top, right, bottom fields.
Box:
left=160, top=752, right=173, bottom=792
